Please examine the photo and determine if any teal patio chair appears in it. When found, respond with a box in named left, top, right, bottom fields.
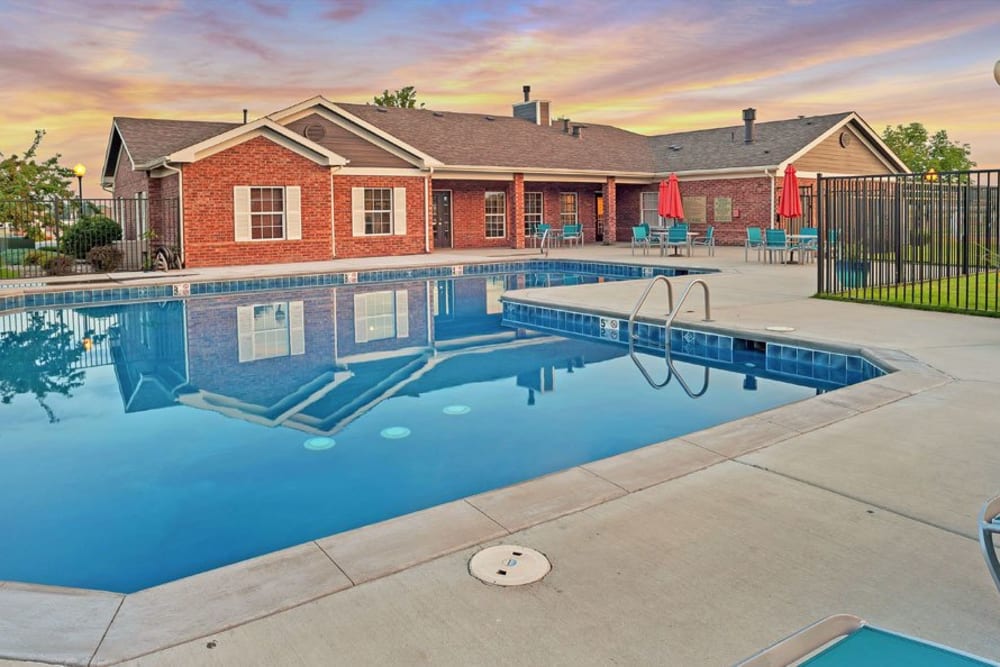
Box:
left=691, top=226, right=715, bottom=256
left=764, top=228, right=789, bottom=264
left=745, top=226, right=764, bottom=262
left=793, top=226, right=818, bottom=263
left=562, top=223, right=583, bottom=247
left=664, top=226, right=689, bottom=256
left=530, top=223, right=551, bottom=248
left=631, top=225, right=650, bottom=255
left=736, top=614, right=998, bottom=666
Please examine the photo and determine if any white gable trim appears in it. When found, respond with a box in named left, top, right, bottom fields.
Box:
left=267, top=96, right=444, bottom=168
left=781, top=113, right=909, bottom=174
left=148, top=118, right=348, bottom=168
left=101, top=122, right=137, bottom=188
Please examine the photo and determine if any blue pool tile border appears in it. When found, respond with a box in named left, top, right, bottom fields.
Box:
left=0, top=260, right=711, bottom=314
left=501, top=300, right=885, bottom=387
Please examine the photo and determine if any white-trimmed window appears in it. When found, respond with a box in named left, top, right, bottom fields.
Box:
left=233, top=186, right=302, bottom=241
left=640, top=191, right=659, bottom=226
left=354, top=290, right=410, bottom=343
left=560, top=192, right=578, bottom=226
left=524, top=191, right=543, bottom=236
left=485, top=191, right=506, bottom=238
left=352, top=187, right=407, bottom=236
left=237, top=301, right=305, bottom=362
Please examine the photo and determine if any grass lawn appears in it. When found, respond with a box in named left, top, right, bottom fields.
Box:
left=821, top=271, right=1000, bottom=317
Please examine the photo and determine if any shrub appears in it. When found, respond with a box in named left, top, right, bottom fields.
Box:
left=42, top=253, right=75, bottom=276
left=23, top=249, right=51, bottom=266
left=86, top=244, right=123, bottom=272
left=59, top=215, right=122, bottom=259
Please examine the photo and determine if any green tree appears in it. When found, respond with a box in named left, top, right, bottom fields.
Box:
left=373, top=86, right=424, bottom=109
left=0, top=130, right=74, bottom=239
left=881, top=122, right=976, bottom=174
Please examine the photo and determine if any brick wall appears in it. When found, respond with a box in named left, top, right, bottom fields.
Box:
left=112, top=148, right=148, bottom=199
left=182, top=136, right=333, bottom=267
left=430, top=179, right=512, bottom=249
left=617, top=177, right=779, bottom=246
left=332, top=174, right=427, bottom=258
left=185, top=289, right=338, bottom=407
left=431, top=180, right=604, bottom=248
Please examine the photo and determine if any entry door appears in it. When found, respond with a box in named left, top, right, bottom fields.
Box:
left=595, top=193, right=605, bottom=242
left=432, top=190, right=452, bottom=249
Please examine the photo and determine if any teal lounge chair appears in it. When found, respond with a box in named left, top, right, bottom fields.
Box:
left=530, top=223, right=551, bottom=248
left=764, top=228, right=789, bottom=264
left=664, top=226, right=689, bottom=256
left=631, top=225, right=650, bottom=255
left=692, top=226, right=715, bottom=256
left=736, top=614, right=998, bottom=666
left=562, top=223, right=583, bottom=247
left=745, top=226, right=764, bottom=262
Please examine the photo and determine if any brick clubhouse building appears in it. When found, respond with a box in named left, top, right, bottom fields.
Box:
left=102, top=87, right=908, bottom=267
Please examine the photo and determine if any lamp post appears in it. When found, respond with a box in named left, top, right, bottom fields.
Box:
left=72, top=163, right=86, bottom=206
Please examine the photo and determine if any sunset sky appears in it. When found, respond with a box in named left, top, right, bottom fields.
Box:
left=2, top=0, right=999, bottom=192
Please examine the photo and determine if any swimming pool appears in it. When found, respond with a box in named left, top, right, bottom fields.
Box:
left=0, top=270, right=881, bottom=593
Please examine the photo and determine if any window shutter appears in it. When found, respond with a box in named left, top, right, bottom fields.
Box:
left=395, top=290, right=409, bottom=338
left=234, top=187, right=251, bottom=242
left=393, top=187, right=407, bottom=236
left=353, top=293, right=368, bottom=343
left=288, top=300, right=305, bottom=355
left=352, top=187, right=366, bottom=236
left=236, top=306, right=254, bottom=362
left=285, top=186, right=301, bottom=240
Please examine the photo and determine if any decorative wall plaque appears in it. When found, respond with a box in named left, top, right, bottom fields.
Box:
left=683, top=196, right=707, bottom=224
left=714, top=197, right=733, bottom=223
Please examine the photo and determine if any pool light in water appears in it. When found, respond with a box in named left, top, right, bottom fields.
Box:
left=381, top=426, right=411, bottom=439
left=303, top=437, right=336, bottom=451
left=442, top=405, right=471, bottom=416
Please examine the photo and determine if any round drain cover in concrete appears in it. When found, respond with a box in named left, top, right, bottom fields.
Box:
left=469, top=545, right=550, bottom=586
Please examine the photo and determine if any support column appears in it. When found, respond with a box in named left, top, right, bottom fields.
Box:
left=511, top=173, right=526, bottom=249
left=603, top=176, right=617, bottom=245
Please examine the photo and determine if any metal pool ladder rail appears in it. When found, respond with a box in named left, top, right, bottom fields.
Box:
left=627, top=277, right=712, bottom=396
left=539, top=228, right=551, bottom=256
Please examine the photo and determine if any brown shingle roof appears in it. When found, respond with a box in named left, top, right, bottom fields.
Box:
left=649, top=113, right=852, bottom=172
left=335, top=103, right=657, bottom=173
left=114, top=117, right=239, bottom=167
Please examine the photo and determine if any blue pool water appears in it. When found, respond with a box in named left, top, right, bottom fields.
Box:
left=0, top=271, right=877, bottom=593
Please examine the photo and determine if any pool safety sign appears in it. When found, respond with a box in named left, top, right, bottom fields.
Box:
left=599, top=317, right=620, bottom=341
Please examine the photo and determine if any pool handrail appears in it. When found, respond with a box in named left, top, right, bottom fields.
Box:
left=979, top=493, right=1000, bottom=595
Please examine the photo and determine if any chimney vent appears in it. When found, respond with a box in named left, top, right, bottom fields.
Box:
left=742, top=107, right=756, bottom=144
left=522, top=85, right=531, bottom=102
left=571, top=124, right=586, bottom=138
left=561, top=118, right=571, bottom=133
left=242, top=108, right=248, bottom=124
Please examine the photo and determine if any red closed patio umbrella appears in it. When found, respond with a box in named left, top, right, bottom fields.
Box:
left=658, top=172, right=684, bottom=224
left=778, top=163, right=802, bottom=220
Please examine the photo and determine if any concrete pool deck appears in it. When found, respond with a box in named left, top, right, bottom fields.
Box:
left=1, top=245, right=999, bottom=665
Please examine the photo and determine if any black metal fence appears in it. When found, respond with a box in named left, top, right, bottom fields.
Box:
left=816, top=170, right=1000, bottom=315
left=0, top=197, right=180, bottom=278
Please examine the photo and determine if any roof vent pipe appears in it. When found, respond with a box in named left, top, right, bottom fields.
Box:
left=522, top=85, right=531, bottom=102
left=743, top=107, right=756, bottom=144
left=243, top=108, right=248, bottom=124
left=571, top=124, right=585, bottom=139
left=562, top=118, right=571, bottom=133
